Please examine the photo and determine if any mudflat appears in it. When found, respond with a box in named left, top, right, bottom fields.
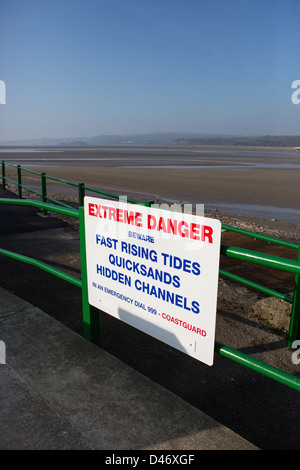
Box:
left=2, top=145, right=300, bottom=220
left=38, top=164, right=300, bottom=209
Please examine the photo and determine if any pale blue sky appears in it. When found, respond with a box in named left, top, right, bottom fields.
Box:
left=0, top=0, right=299, bottom=141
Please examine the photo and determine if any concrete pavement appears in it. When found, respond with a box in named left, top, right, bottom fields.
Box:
left=0, top=287, right=258, bottom=450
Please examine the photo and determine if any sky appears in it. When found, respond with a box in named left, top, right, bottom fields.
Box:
left=0, top=0, right=300, bottom=142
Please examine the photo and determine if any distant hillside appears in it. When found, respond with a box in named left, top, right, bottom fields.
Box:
left=171, top=135, right=300, bottom=147
left=1, top=132, right=211, bottom=147
left=2, top=132, right=300, bottom=148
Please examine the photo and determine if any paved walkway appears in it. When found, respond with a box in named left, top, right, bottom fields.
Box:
left=0, top=287, right=257, bottom=450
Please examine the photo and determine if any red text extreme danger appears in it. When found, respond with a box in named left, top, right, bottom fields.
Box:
left=88, top=202, right=214, bottom=243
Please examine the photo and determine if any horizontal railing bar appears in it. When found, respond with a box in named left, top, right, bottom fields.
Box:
left=222, top=223, right=298, bottom=250
left=221, top=243, right=300, bottom=275
left=83, top=185, right=153, bottom=206
left=45, top=174, right=79, bottom=186
left=18, top=167, right=42, bottom=176
left=3, top=163, right=42, bottom=176
left=219, top=268, right=293, bottom=303
left=215, top=341, right=300, bottom=392
left=44, top=194, right=75, bottom=209
left=19, top=184, right=42, bottom=197
left=0, top=248, right=82, bottom=288
left=0, top=198, right=79, bottom=218
left=2, top=162, right=18, bottom=169
left=80, top=185, right=127, bottom=199
left=2, top=162, right=77, bottom=186
left=3, top=176, right=18, bottom=185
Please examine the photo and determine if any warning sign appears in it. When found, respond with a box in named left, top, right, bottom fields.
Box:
left=84, top=196, right=221, bottom=366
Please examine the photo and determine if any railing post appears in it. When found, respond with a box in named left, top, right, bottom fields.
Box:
left=145, top=200, right=154, bottom=207
left=17, top=165, right=22, bottom=199
left=78, top=183, right=85, bottom=207
left=41, top=172, right=47, bottom=215
left=1, top=161, right=5, bottom=190
left=79, top=205, right=100, bottom=345
left=288, top=243, right=300, bottom=348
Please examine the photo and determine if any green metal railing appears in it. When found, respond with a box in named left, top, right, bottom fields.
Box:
left=1, top=161, right=300, bottom=392
left=0, top=199, right=80, bottom=280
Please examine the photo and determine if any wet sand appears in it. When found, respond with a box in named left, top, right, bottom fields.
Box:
left=42, top=164, right=300, bottom=208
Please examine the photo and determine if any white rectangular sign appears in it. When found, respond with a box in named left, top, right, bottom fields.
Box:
left=84, top=196, right=221, bottom=366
